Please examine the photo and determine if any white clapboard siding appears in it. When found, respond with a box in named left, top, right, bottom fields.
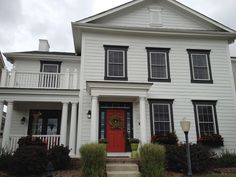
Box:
left=231, top=60, right=236, bottom=89
left=91, top=0, right=220, bottom=31
left=79, top=32, right=236, bottom=150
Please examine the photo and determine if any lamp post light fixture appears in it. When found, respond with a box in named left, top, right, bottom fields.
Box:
left=180, top=118, right=192, bottom=177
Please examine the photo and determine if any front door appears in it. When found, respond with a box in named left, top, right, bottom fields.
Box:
left=106, top=109, right=126, bottom=152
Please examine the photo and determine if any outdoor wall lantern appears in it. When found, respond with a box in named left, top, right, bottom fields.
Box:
left=21, top=117, right=26, bottom=125
left=87, top=110, right=91, bottom=119
left=180, top=118, right=192, bottom=177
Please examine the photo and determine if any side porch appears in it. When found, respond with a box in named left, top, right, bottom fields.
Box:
left=0, top=88, right=79, bottom=156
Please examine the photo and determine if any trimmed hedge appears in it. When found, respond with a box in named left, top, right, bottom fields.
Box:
left=48, top=145, right=71, bottom=170
left=80, top=143, right=106, bottom=177
left=166, top=144, right=214, bottom=173
left=140, top=144, right=165, bottom=177
left=151, top=132, right=178, bottom=145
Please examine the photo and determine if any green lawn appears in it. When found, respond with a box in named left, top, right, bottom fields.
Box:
left=196, top=174, right=236, bottom=177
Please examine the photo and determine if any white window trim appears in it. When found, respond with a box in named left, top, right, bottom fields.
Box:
left=152, top=103, right=172, bottom=134
left=149, top=52, right=168, bottom=79
left=196, top=104, right=216, bottom=136
left=42, top=63, right=59, bottom=73
left=191, top=53, right=210, bottom=80
left=107, top=49, right=126, bottom=78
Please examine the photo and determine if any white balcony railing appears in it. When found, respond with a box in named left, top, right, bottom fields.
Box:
left=0, top=68, right=78, bottom=89
left=9, top=135, right=60, bottom=152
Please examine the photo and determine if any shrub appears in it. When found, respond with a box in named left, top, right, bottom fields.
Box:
left=197, top=134, right=224, bottom=148
left=215, top=150, right=236, bottom=168
left=151, top=132, right=178, bottom=145
left=128, top=138, right=140, bottom=144
left=18, top=135, right=46, bottom=147
left=166, top=144, right=214, bottom=173
left=140, top=144, right=165, bottom=177
left=10, top=145, right=47, bottom=176
left=0, top=148, right=13, bottom=171
left=80, top=143, right=106, bottom=177
left=48, top=145, right=71, bottom=170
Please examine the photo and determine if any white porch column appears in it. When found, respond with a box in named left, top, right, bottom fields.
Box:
left=60, top=102, right=69, bottom=146
left=90, top=96, right=98, bottom=142
left=0, top=68, right=7, bottom=87
left=2, top=101, right=13, bottom=148
left=139, top=97, right=147, bottom=144
left=69, top=102, right=77, bottom=156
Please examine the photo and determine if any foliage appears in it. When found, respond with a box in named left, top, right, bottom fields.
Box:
left=214, top=150, right=236, bottom=168
left=10, top=145, right=47, bottom=176
left=196, top=174, right=236, bottom=177
left=18, top=135, right=47, bottom=147
left=80, top=143, right=106, bottom=177
left=140, top=144, right=165, bottom=177
left=151, top=132, right=178, bottom=145
left=48, top=145, right=71, bottom=170
left=197, top=134, right=224, bottom=148
left=99, top=138, right=108, bottom=144
left=128, top=138, right=140, bottom=144
left=0, top=148, right=13, bottom=171
left=166, top=144, right=214, bottom=173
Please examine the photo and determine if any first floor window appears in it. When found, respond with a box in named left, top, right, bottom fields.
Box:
left=104, top=45, right=128, bottom=80
left=146, top=47, right=171, bottom=82
left=149, top=99, right=174, bottom=135
left=192, top=100, right=219, bottom=137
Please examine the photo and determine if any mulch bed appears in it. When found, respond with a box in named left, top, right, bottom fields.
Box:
left=213, top=168, right=236, bottom=174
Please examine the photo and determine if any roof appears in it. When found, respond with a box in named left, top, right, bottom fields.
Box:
left=14, top=51, right=77, bottom=56
left=77, top=0, right=236, bottom=33
left=0, top=51, right=5, bottom=68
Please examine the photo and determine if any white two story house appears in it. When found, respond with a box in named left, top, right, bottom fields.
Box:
left=1, top=0, right=236, bottom=157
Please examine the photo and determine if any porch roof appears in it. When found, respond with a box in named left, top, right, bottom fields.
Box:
left=86, top=80, right=153, bottom=97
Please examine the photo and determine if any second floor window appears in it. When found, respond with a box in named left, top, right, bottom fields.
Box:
left=104, top=45, right=128, bottom=80
left=146, top=47, right=171, bottom=82
left=40, top=61, right=61, bottom=73
left=187, top=49, right=213, bottom=83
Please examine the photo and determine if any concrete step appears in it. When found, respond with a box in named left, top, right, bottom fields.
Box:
left=106, top=157, right=138, bottom=164
left=106, top=163, right=139, bottom=171
left=107, top=171, right=141, bottom=177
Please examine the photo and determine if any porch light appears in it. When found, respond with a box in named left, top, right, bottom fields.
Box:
left=21, top=117, right=26, bottom=125
left=180, top=118, right=192, bottom=177
left=87, top=110, right=91, bottom=119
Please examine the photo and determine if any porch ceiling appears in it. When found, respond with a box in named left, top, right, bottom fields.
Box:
left=86, top=80, right=153, bottom=97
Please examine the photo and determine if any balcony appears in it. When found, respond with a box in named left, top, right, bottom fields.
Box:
left=0, top=69, right=79, bottom=89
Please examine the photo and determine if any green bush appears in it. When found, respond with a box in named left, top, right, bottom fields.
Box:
left=151, top=132, right=178, bottom=145
left=0, top=148, right=13, bottom=171
left=48, top=145, right=71, bottom=170
left=140, top=144, right=165, bottom=177
left=18, top=135, right=47, bottom=147
left=166, top=144, right=214, bottom=173
left=80, top=143, right=106, bottom=177
left=197, top=134, right=224, bottom=148
left=215, top=150, right=236, bottom=168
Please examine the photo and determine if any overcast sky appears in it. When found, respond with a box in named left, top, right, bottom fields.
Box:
left=0, top=0, right=236, bottom=63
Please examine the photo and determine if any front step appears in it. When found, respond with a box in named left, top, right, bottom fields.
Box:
left=106, top=158, right=140, bottom=177
left=107, top=171, right=141, bottom=177
left=106, top=163, right=139, bottom=171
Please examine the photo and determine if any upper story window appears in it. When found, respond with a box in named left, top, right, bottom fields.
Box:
left=192, top=100, right=219, bottom=138
left=40, top=61, right=61, bottom=73
left=146, top=47, right=171, bottom=82
left=104, top=45, right=128, bottom=80
left=149, top=99, right=174, bottom=136
left=187, top=49, right=213, bottom=83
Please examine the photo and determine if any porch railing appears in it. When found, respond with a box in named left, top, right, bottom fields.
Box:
left=9, top=135, right=60, bottom=152
left=0, top=69, right=78, bottom=89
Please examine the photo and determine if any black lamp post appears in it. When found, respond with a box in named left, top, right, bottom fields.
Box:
left=180, top=118, right=192, bottom=177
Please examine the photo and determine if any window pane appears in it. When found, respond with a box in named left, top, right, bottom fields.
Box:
left=153, top=104, right=171, bottom=135
left=43, top=64, right=59, bottom=73
left=151, top=53, right=166, bottom=65
left=192, top=55, right=207, bottom=67
left=150, top=52, right=167, bottom=79
left=108, top=50, right=124, bottom=77
left=194, top=67, right=208, bottom=79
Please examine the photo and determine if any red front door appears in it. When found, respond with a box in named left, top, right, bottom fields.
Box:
left=106, top=109, right=126, bottom=152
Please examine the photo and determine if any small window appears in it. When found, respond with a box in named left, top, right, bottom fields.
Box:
left=187, top=49, right=213, bottom=83
left=104, top=45, right=128, bottom=80
left=149, top=99, right=174, bottom=136
left=40, top=61, right=61, bottom=73
left=146, top=47, right=171, bottom=82
left=192, top=100, right=219, bottom=138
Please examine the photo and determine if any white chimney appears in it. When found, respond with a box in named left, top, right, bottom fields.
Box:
left=38, top=39, right=50, bottom=52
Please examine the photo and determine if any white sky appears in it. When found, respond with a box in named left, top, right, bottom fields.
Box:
left=0, top=0, right=236, bottom=69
